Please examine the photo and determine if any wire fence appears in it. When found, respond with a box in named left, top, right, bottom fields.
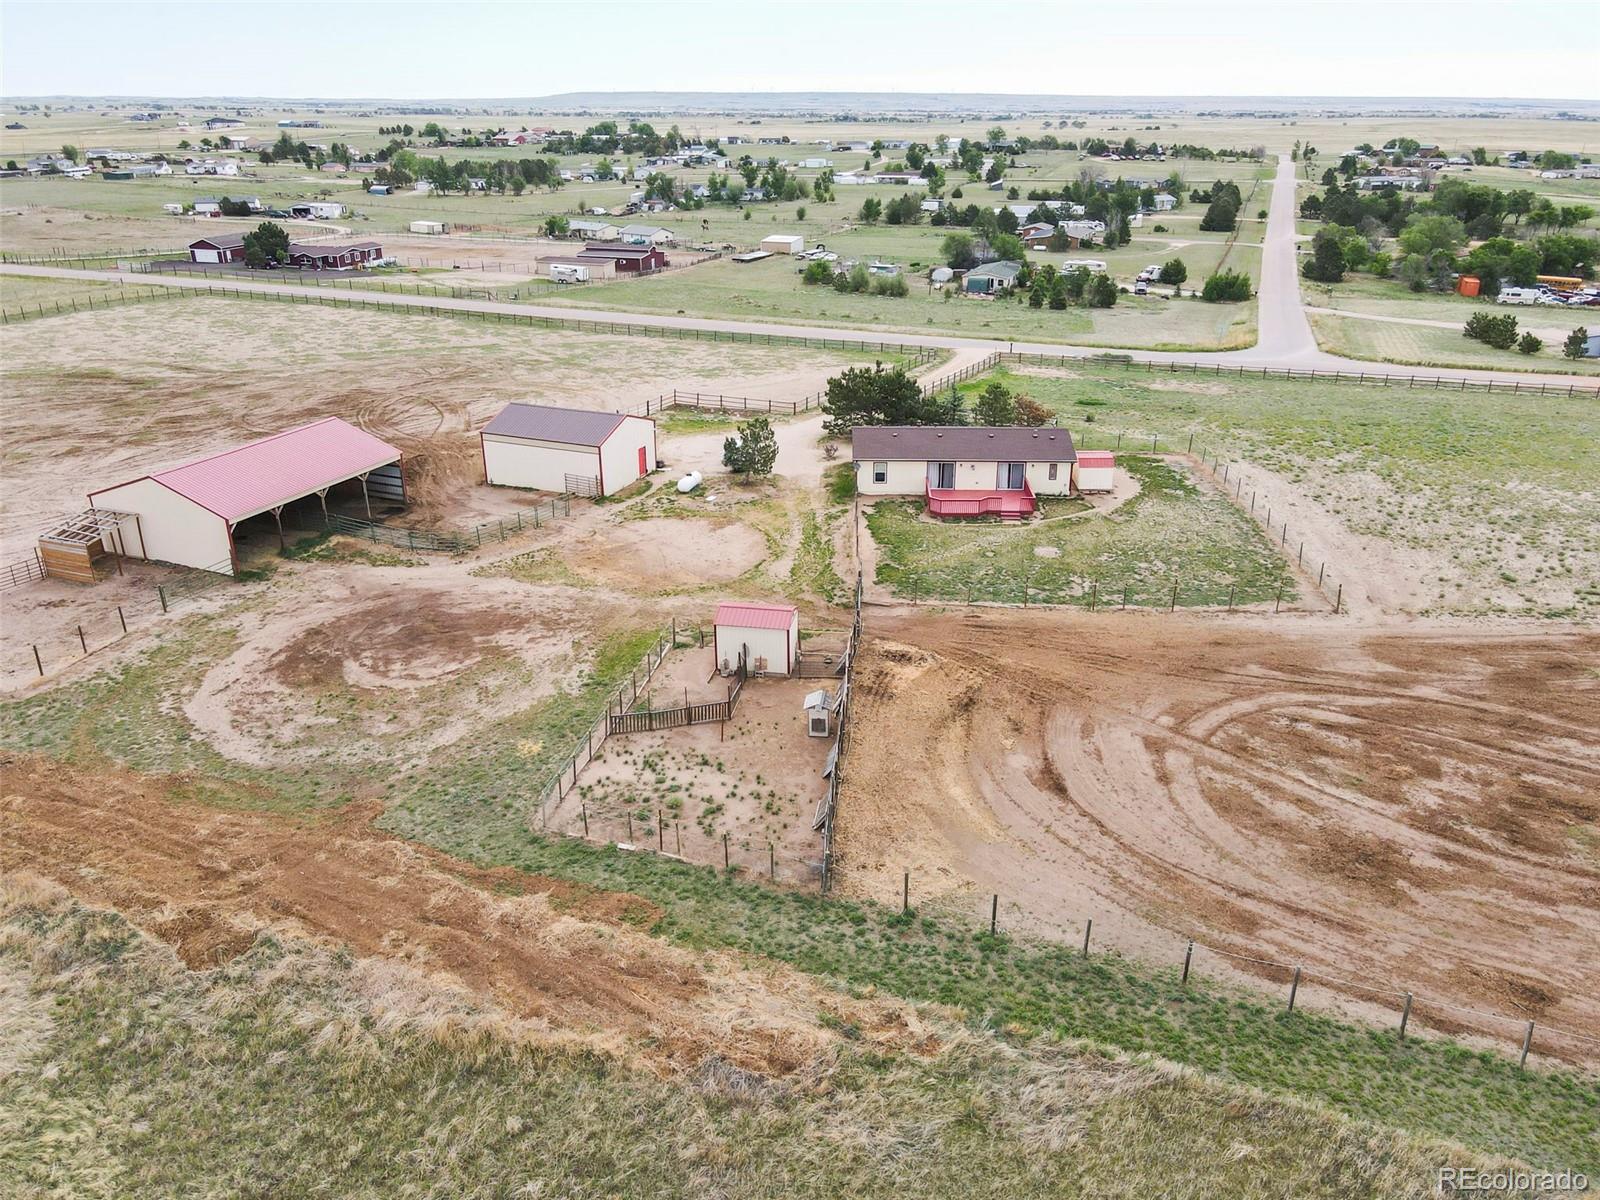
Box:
left=327, top=499, right=570, bottom=554
left=0, top=286, right=189, bottom=325
left=629, top=388, right=829, bottom=417
left=883, top=869, right=1600, bottom=1070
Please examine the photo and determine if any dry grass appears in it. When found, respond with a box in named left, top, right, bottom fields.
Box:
left=0, top=881, right=1569, bottom=1200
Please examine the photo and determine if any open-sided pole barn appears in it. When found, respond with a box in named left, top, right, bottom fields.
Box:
left=88, top=418, right=403, bottom=575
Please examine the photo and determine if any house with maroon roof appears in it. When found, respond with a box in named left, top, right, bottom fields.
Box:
left=851, top=425, right=1078, bottom=520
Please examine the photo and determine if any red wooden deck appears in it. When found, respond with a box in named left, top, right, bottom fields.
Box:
left=925, top=482, right=1035, bottom=520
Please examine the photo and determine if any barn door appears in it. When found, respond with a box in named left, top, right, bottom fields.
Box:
left=638, top=445, right=647, bottom=476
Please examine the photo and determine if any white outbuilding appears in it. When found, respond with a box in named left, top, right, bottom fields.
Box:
left=87, top=418, right=404, bottom=575
left=760, top=234, right=805, bottom=256
left=480, top=403, right=656, bottom=497
left=1072, top=450, right=1116, bottom=494
left=714, top=601, right=800, bottom=677
left=409, top=219, right=445, bottom=234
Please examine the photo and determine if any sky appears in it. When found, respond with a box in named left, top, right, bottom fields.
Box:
left=2, top=0, right=1596, bottom=102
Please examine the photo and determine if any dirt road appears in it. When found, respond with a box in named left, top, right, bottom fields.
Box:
left=838, top=609, right=1600, bottom=1055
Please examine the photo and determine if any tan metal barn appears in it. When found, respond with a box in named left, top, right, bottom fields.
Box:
left=480, top=403, right=656, bottom=497
left=87, top=418, right=404, bottom=575
left=714, top=601, right=799, bottom=677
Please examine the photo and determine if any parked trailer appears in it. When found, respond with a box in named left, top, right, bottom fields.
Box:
left=549, top=263, right=591, bottom=284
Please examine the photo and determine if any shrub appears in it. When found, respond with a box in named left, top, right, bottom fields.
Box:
left=1517, top=332, right=1543, bottom=355
left=801, top=259, right=834, bottom=286
left=1563, top=327, right=1589, bottom=359
left=871, top=274, right=909, bottom=297
left=1464, top=312, right=1519, bottom=350
left=1200, top=270, right=1252, bottom=302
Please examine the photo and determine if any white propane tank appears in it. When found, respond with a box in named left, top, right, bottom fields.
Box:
left=677, top=471, right=703, bottom=493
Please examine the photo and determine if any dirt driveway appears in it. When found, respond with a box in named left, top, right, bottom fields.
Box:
left=837, top=608, right=1600, bottom=1056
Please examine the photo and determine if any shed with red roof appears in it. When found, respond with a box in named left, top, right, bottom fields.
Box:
left=480, top=402, right=656, bottom=497
left=713, top=601, right=799, bottom=677
left=87, top=417, right=403, bottom=575
left=1072, top=450, right=1116, bottom=494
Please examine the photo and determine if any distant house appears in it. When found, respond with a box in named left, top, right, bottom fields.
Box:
left=189, top=233, right=247, bottom=264
left=1151, top=192, right=1177, bottom=211
left=286, top=241, right=384, bottom=270
left=192, top=197, right=223, bottom=216
left=204, top=116, right=244, bottom=130
left=852, top=425, right=1078, bottom=520
left=367, top=184, right=391, bottom=195
left=576, top=243, right=668, bottom=273
left=921, top=198, right=944, bottom=213
left=290, top=201, right=345, bottom=219
left=873, top=171, right=919, bottom=185
left=219, top=134, right=260, bottom=151
left=1357, top=174, right=1425, bottom=190
left=567, top=219, right=621, bottom=242
left=1017, top=221, right=1056, bottom=242
left=619, top=224, right=675, bottom=245
left=480, top=403, right=656, bottom=498
left=319, top=161, right=349, bottom=173
left=797, top=157, right=832, bottom=169
left=490, top=130, right=533, bottom=146
left=963, top=260, right=1022, bottom=294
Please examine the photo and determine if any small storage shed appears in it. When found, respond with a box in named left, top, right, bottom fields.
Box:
left=761, top=234, right=805, bottom=256
left=481, top=403, right=656, bottom=497
left=1073, top=450, right=1116, bottom=494
left=87, top=418, right=404, bottom=575
left=714, top=602, right=800, bottom=677
left=409, top=219, right=445, bottom=235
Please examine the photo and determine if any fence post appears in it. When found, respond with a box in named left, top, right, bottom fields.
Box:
left=32, top=645, right=43, bottom=677
left=76, top=626, right=88, bottom=654
left=657, top=809, right=664, bottom=850
left=1081, top=918, right=1092, bottom=957
left=770, top=843, right=776, bottom=880
left=117, top=606, right=127, bottom=634
left=1287, top=966, right=1301, bottom=1012
left=722, top=832, right=729, bottom=870
left=157, top=585, right=168, bottom=613
left=580, top=804, right=589, bottom=837
left=1226, top=582, right=1235, bottom=612
left=1169, top=579, right=1178, bottom=612
left=990, top=894, right=998, bottom=936
left=1519, top=1021, right=1534, bottom=1070
left=902, top=870, right=910, bottom=914
left=1182, top=940, right=1194, bottom=985
left=1334, top=584, right=1343, bottom=615
left=1399, top=992, right=1412, bottom=1040
left=1275, top=582, right=1284, bottom=614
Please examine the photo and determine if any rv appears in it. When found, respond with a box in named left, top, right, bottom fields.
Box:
left=1496, top=287, right=1539, bottom=306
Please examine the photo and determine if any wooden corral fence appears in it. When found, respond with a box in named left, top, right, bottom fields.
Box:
left=607, top=652, right=745, bottom=736
left=815, top=573, right=865, bottom=893
left=326, top=498, right=570, bottom=554
left=629, top=389, right=829, bottom=417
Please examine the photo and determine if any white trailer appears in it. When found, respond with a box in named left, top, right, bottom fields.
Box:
left=549, top=263, right=591, bottom=284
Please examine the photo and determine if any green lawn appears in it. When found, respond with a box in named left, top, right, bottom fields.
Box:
left=1310, top=311, right=1600, bottom=376
left=865, top=456, right=1294, bottom=607
left=961, top=365, right=1600, bottom=616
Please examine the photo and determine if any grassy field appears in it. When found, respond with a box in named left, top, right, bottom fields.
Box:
left=5, top=887, right=1571, bottom=1200
left=539, top=253, right=1259, bottom=349
left=1309, top=311, right=1600, bottom=375
left=865, top=456, right=1295, bottom=607
left=963, top=364, right=1600, bottom=615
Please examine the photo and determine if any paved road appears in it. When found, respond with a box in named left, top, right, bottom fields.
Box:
left=7, top=178, right=1599, bottom=390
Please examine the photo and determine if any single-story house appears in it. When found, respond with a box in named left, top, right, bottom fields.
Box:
left=188, top=233, right=247, bottom=263
left=619, top=223, right=676, bottom=245
left=964, top=260, right=1023, bottom=294
left=192, top=197, right=223, bottom=216
left=761, top=233, right=805, bottom=256
left=852, top=425, right=1078, bottom=520
left=480, top=403, right=656, bottom=497
left=287, top=241, right=383, bottom=270
left=1072, top=450, right=1116, bottom=493
left=490, top=130, right=533, bottom=146
left=1017, top=221, right=1056, bottom=242
left=88, top=417, right=404, bottom=575
left=1151, top=192, right=1177, bottom=211
left=797, top=157, right=832, bottom=169
left=568, top=219, right=621, bottom=241
left=714, top=601, right=799, bottom=677
left=290, top=200, right=345, bottom=220
left=576, top=243, right=668, bottom=273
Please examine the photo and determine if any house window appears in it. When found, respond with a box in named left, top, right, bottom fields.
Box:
left=1048, top=463, right=1058, bottom=481
left=872, top=462, right=887, bottom=485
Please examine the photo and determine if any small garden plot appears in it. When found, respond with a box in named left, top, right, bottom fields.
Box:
left=866, top=456, right=1295, bottom=608
left=553, top=649, right=830, bottom=875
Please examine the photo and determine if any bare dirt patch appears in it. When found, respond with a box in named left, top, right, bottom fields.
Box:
left=183, top=572, right=596, bottom=767
left=0, top=753, right=936, bottom=1076
left=568, top=517, right=769, bottom=592
left=838, top=611, right=1600, bottom=1046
